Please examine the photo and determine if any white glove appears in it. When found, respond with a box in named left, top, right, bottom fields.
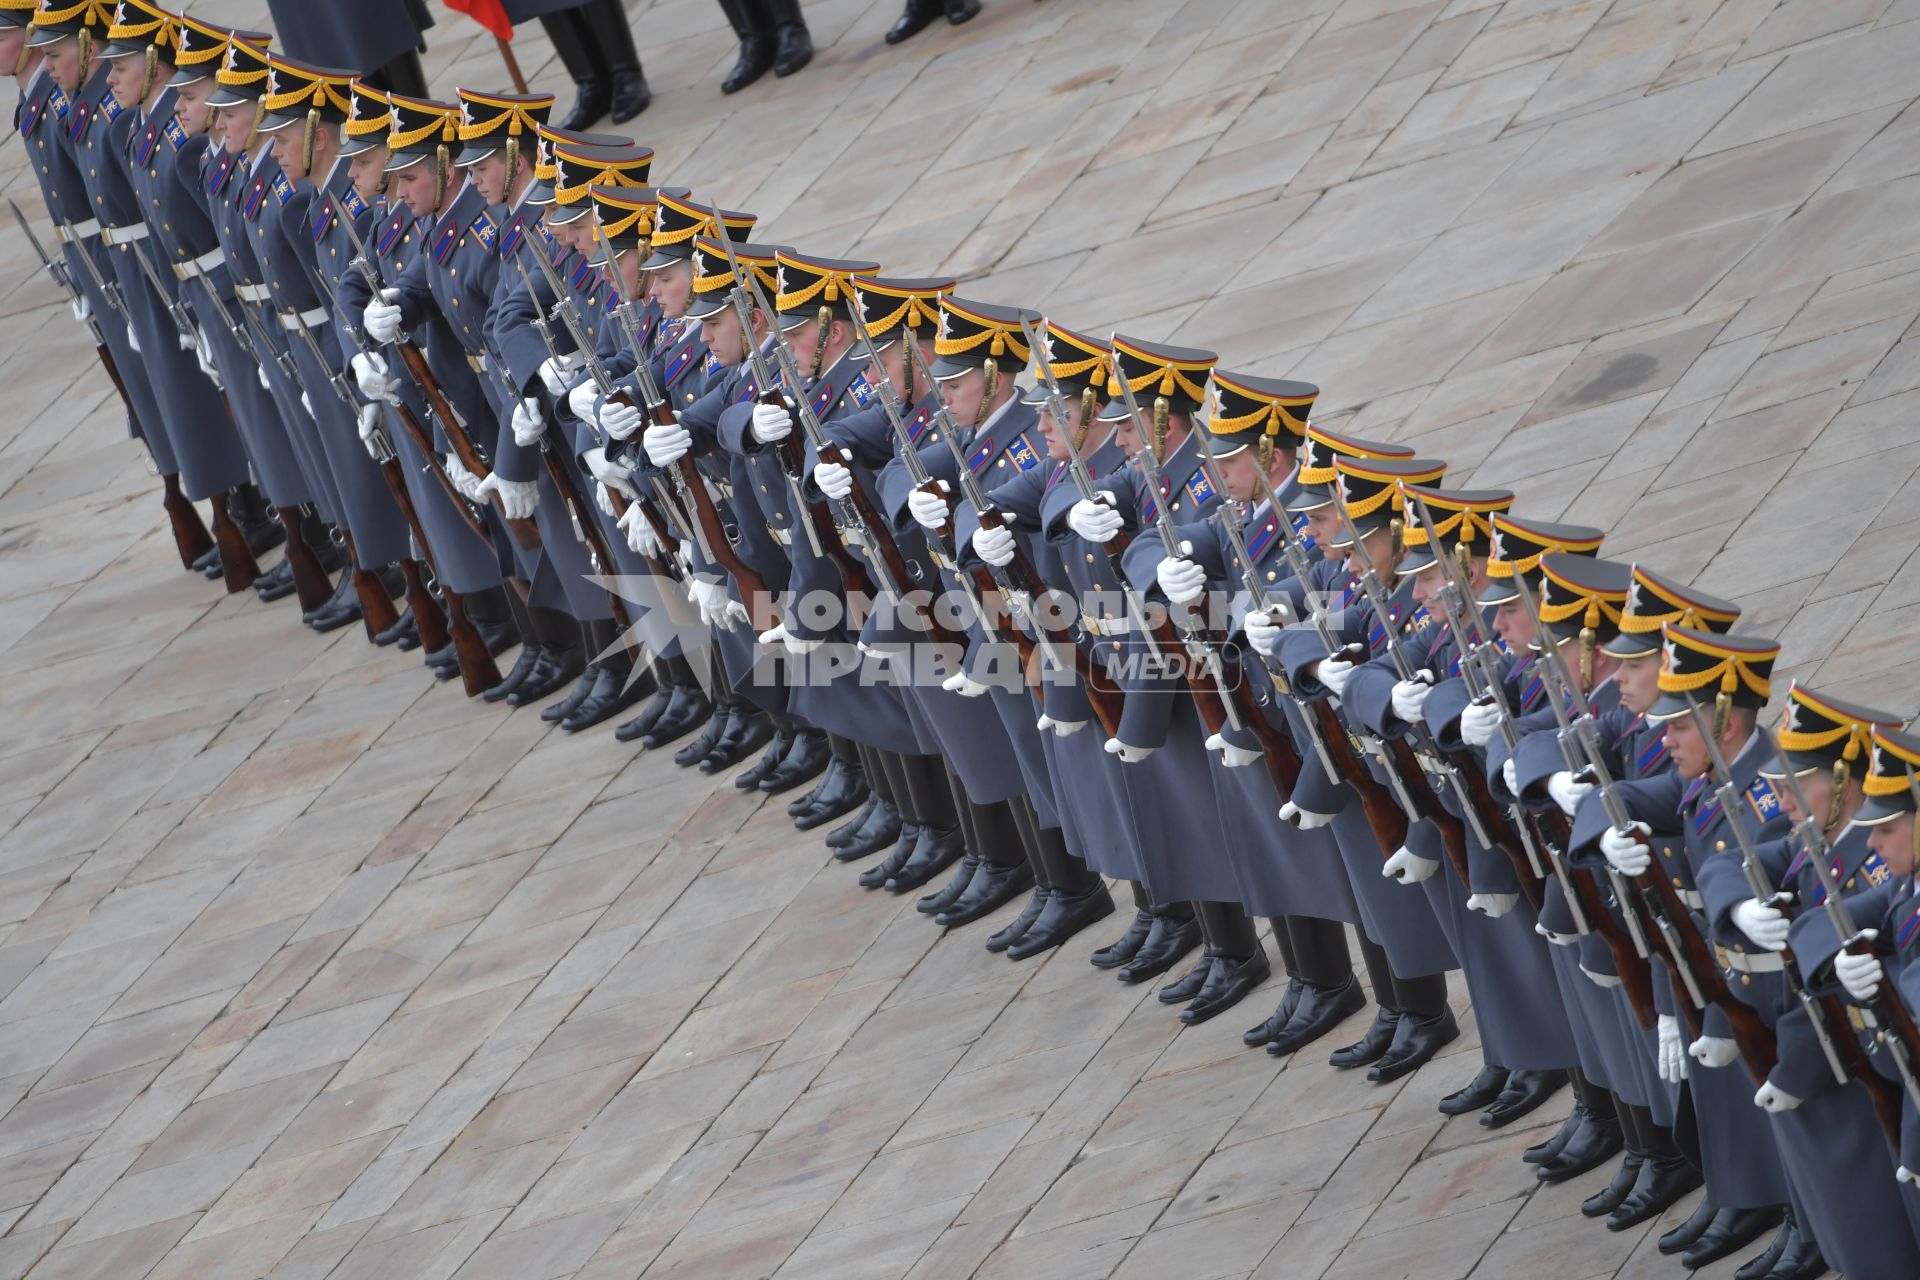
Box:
left=1732, top=898, right=1792, bottom=953
left=510, top=397, right=545, bottom=449
left=362, top=287, right=402, bottom=343
left=1501, top=757, right=1519, bottom=795
left=1279, top=801, right=1333, bottom=830
left=177, top=326, right=198, bottom=353
left=478, top=473, right=538, bottom=521
left=194, top=329, right=222, bottom=388
left=641, top=419, right=690, bottom=466
left=1036, top=713, right=1086, bottom=738
left=593, top=480, right=615, bottom=518
left=688, top=577, right=746, bottom=628
left=1837, top=933, right=1884, bottom=1001
left=444, top=454, right=485, bottom=504
left=1246, top=611, right=1281, bottom=657
left=1753, top=1081, right=1801, bottom=1114
left=538, top=351, right=583, bottom=400
left=1390, top=678, right=1432, bottom=724
left=1535, top=921, right=1574, bottom=946
left=1103, top=736, right=1153, bottom=763
left=1467, top=892, right=1517, bottom=918
left=568, top=378, right=599, bottom=425
left=618, top=502, right=661, bottom=558
left=356, top=401, right=381, bottom=444
left=583, top=445, right=637, bottom=501
left=1203, top=731, right=1260, bottom=769
left=762, top=623, right=820, bottom=655
left=599, top=398, right=646, bottom=443
left=257, top=362, right=271, bottom=390
left=1317, top=654, right=1357, bottom=699
left=1157, top=556, right=1207, bottom=606
left=1899, top=1166, right=1918, bottom=1186
left=126, top=324, right=140, bottom=354
left=941, top=669, right=988, bottom=698
left=1547, top=769, right=1594, bottom=817
left=1382, top=845, right=1439, bottom=884
left=1600, top=821, right=1652, bottom=876
left=815, top=459, right=853, bottom=501
left=70, top=293, right=92, bottom=325
left=1689, top=1036, right=1738, bottom=1069
left=1657, top=1016, right=1685, bottom=1083
left=973, top=523, right=1017, bottom=568
left=908, top=481, right=952, bottom=532
left=750, top=400, right=793, bottom=444
left=1460, top=700, right=1502, bottom=747
left=1068, top=496, right=1123, bottom=544
left=351, top=351, right=400, bottom=404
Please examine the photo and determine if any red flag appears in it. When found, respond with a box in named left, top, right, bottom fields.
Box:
left=446, top=0, right=515, bottom=42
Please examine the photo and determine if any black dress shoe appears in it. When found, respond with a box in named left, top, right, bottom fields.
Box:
left=1438, top=1065, right=1509, bottom=1116
left=1535, top=1111, right=1623, bottom=1184
left=1330, top=1009, right=1399, bottom=1070
left=734, top=726, right=794, bottom=790
left=1481, top=1068, right=1566, bottom=1129
left=885, top=824, right=964, bottom=893
left=886, top=0, right=941, bottom=43
left=988, top=886, right=1050, bottom=953
left=243, top=516, right=286, bottom=556
left=615, top=684, right=674, bottom=743
left=771, top=18, right=811, bottom=76
left=563, top=667, right=648, bottom=732
left=543, top=665, right=601, bottom=722
left=699, top=709, right=774, bottom=773
left=253, top=559, right=297, bottom=602
left=1180, top=948, right=1270, bottom=1024
left=1158, top=951, right=1215, bottom=1005
left=373, top=608, right=418, bottom=648
left=308, top=590, right=363, bottom=633
left=936, top=859, right=1034, bottom=929
left=608, top=67, right=650, bottom=122
left=509, top=646, right=584, bottom=707
left=424, top=642, right=457, bottom=672
left=787, top=758, right=839, bottom=816
left=1267, top=976, right=1367, bottom=1056
left=1525, top=1104, right=1583, bottom=1165
left=1734, top=1217, right=1793, bottom=1280
left=1606, top=1152, right=1701, bottom=1231
left=484, top=644, right=543, bottom=704
left=1090, top=910, right=1154, bottom=970
left=759, top=730, right=830, bottom=794
left=858, top=821, right=921, bottom=889
left=794, top=765, right=868, bottom=830
left=1368, top=1008, right=1459, bottom=1084
left=918, top=852, right=979, bottom=915
left=721, top=33, right=774, bottom=93
left=1244, top=978, right=1304, bottom=1047
left=1121, top=913, right=1202, bottom=985
left=1659, top=1195, right=1720, bottom=1254
left=1005, top=881, right=1113, bottom=961
left=675, top=703, right=734, bottom=766
left=1761, top=1222, right=1826, bottom=1280
left=833, top=799, right=902, bottom=862
left=478, top=619, right=519, bottom=656
left=194, top=543, right=221, bottom=577
left=645, top=685, right=714, bottom=750
left=1682, top=1206, right=1784, bottom=1271
left=826, top=794, right=878, bottom=848
left=558, top=79, right=610, bottom=131
left=1582, top=1153, right=1642, bottom=1219
left=302, top=572, right=354, bottom=624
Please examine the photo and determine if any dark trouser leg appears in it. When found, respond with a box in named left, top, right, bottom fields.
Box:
left=760, top=0, right=813, bottom=75
left=1284, top=916, right=1353, bottom=988
left=542, top=7, right=608, bottom=131
left=717, top=0, right=776, bottom=93
left=1172, top=902, right=1271, bottom=1024
left=369, top=51, right=427, bottom=100
left=935, top=792, right=1038, bottom=928
left=579, top=0, right=650, bottom=121
left=860, top=751, right=938, bottom=886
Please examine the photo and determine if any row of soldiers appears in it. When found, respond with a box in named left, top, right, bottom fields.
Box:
left=10, top=4, right=1920, bottom=1277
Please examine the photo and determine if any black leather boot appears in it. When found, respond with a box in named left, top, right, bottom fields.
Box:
left=1581, top=1153, right=1642, bottom=1219
left=509, top=644, right=584, bottom=707
left=1735, top=1218, right=1794, bottom=1280
left=1681, top=1206, right=1784, bottom=1271
left=936, top=858, right=1034, bottom=929
left=1181, top=947, right=1270, bottom=1024
left=796, top=761, right=869, bottom=829
left=645, top=683, right=713, bottom=750
left=563, top=665, right=648, bottom=732
left=1367, top=1007, right=1459, bottom=1083
left=483, top=643, right=544, bottom=704
left=885, top=824, right=964, bottom=893
left=700, top=707, right=774, bottom=773
left=1119, top=907, right=1201, bottom=984
left=543, top=663, right=601, bottom=723
left=758, top=728, right=830, bottom=793
left=858, top=821, right=921, bottom=889
left=580, top=0, right=649, bottom=122
left=886, top=0, right=941, bottom=43
left=1534, top=1109, right=1623, bottom=1183
left=917, top=851, right=979, bottom=915
left=1265, top=975, right=1366, bottom=1056
left=1607, top=1150, right=1701, bottom=1231
left=1091, top=909, right=1154, bottom=970
left=1525, top=1104, right=1584, bottom=1165
left=764, top=0, right=812, bottom=76
left=1244, top=979, right=1303, bottom=1048
left=252, top=557, right=297, bottom=602
left=1659, top=1195, right=1719, bottom=1254
left=1329, top=1008, right=1399, bottom=1070
left=675, top=696, right=734, bottom=766
left=1005, top=880, right=1113, bottom=960
left=1481, top=1068, right=1567, bottom=1128
left=1437, top=1065, right=1509, bottom=1116
left=833, top=798, right=901, bottom=861
left=826, top=792, right=877, bottom=847
left=988, top=886, right=1050, bottom=954
left=542, top=6, right=608, bottom=131
left=615, top=683, right=674, bottom=743
left=718, top=0, right=774, bottom=94
left=1157, top=951, right=1214, bottom=1005
left=734, top=724, right=795, bottom=790
left=1759, top=1217, right=1826, bottom=1280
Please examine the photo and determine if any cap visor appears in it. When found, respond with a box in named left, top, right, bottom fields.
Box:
left=1756, top=751, right=1826, bottom=781
left=1284, top=484, right=1332, bottom=514
left=1475, top=582, right=1519, bottom=607
left=548, top=203, right=589, bottom=225
left=776, top=312, right=810, bottom=331
left=166, top=67, right=210, bottom=87
left=455, top=142, right=499, bottom=166
left=1852, top=796, right=1912, bottom=826
left=383, top=151, right=428, bottom=174
left=684, top=297, right=728, bottom=320
left=1395, top=550, right=1437, bottom=577
left=98, top=40, right=144, bottom=58
left=1646, top=692, right=1696, bottom=723
left=524, top=181, right=555, bottom=205
left=337, top=137, right=378, bottom=158
left=929, top=355, right=972, bottom=382
left=205, top=87, right=255, bottom=108
left=849, top=335, right=895, bottom=363
left=26, top=28, right=73, bottom=48
left=641, top=245, right=688, bottom=271
left=1602, top=632, right=1661, bottom=658
left=256, top=111, right=302, bottom=133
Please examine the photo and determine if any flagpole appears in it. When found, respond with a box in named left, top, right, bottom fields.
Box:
left=495, top=35, right=530, bottom=94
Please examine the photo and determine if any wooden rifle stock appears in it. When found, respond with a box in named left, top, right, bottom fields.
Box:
left=397, top=557, right=451, bottom=654
left=339, top=529, right=402, bottom=640
left=637, top=395, right=780, bottom=631
left=1385, top=736, right=1472, bottom=887
left=388, top=400, right=490, bottom=542
left=371, top=443, right=502, bottom=696
left=392, top=342, right=542, bottom=551
left=1311, top=695, right=1411, bottom=857
left=439, top=586, right=503, bottom=698
left=206, top=492, right=262, bottom=593
left=533, top=443, right=641, bottom=662
left=1634, top=854, right=1777, bottom=1084
left=1534, top=809, right=1656, bottom=1027
left=1452, top=749, right=1547, bottom=913
left=157, top=471, right=215, bottom=571
left=773, top=425, right=877, bottom=604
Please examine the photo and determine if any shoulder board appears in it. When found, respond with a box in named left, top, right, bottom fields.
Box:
left=569, top=255, right=594, bottom=293
left=967, top=434, right=996, bottom=475
left=498, top=217, right=524, bottom=261
left=1292, top=510, right=1316, bottom=552
left=376, top=209, right=409, bottom=257
left=702, top=350, right=722, bottom=377
left=98, top=94, right=121, bottom=124
left=206, top=148, right=236, bottom=197
left=1006, top=431, right=1041, bottom=472
left=1045, top=460, right=1068, bottom=493
left=1246, top=511, right=1279, bottom=561
left=1745, top=775, right=1781, bottom=824
left=20, top=94, right=47, bottom=138
left=469, top=209, right=497, bottom=250
left=1633, top=725, right=1668, bottom=777
left=732, top=373, right=759, bottom=405
left=847, top=371, right=874, bottom=408
left=341, top=188, right=369, bottom=219
left=660, top=341, right=698, bottom=387
left=67, top=99, right=91, bottom=142
left=242, top=173, right=269, bottom=220
left=164, top=117, right=187, bottom=152
left=272, top=172, right=295, bottom=206
left=431, top=218, right=460, bottom=264
left=810, top=379, right=839, bottom=419
left=311, top=200, right=335, bottom=243
left=1859, top=848, right=1894, bottom=889
left=1140, top=474, right=1171, bottom=523
left=1186, top=468, right=1216, bottom=505
left=132, top=121, right=156, bottom=166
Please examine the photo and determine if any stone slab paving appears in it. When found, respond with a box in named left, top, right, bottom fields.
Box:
left=1, top=0, right=1917, bottom=1276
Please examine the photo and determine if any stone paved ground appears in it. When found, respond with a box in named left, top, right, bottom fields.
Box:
left=1, top=0, right=1917, bottom=1276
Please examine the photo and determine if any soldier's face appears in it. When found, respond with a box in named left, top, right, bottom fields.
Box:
left=104, top=55, right=140, bottom=108
left=1778, top=770, right=1834, bottom=828
left=1615, top=652, right=1658, bottom=713
left=1409, top=564, right=1443, bottom=607
left=649, top=261, right=692, bottom=318
left=469, top=152, right=508, bottom=205
left=1344, top=528, right=1394, bottom=583
left=174, top=78, right=214, bottom=134
left=0, top=30, right=25, bottom=74
left=1492, top=597, right=1532, bottom=650
left=1218, top=449, right=1258, bottom=502
left=784, top=316, right=821, bottom=371
left=703, top=306, right=744, bottom=365
left=268, top=128, right=308, bottom=181
left=1038, top=399, right=1073, bottom=461
left=388, top=162, right=441, bottom=217
left=1662, top=713, right=1708, bottom=780
left=1866, top=813, right=1916, bottom=877
left=1303, top=505, right=1339, bottom=548
left=215, top=103, right=257, bottom=152
left=940, top=368, right=985, bottom=427
left=348, top=148, right=387, bottom=199
left=47, top=38, right=83, bottom=93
